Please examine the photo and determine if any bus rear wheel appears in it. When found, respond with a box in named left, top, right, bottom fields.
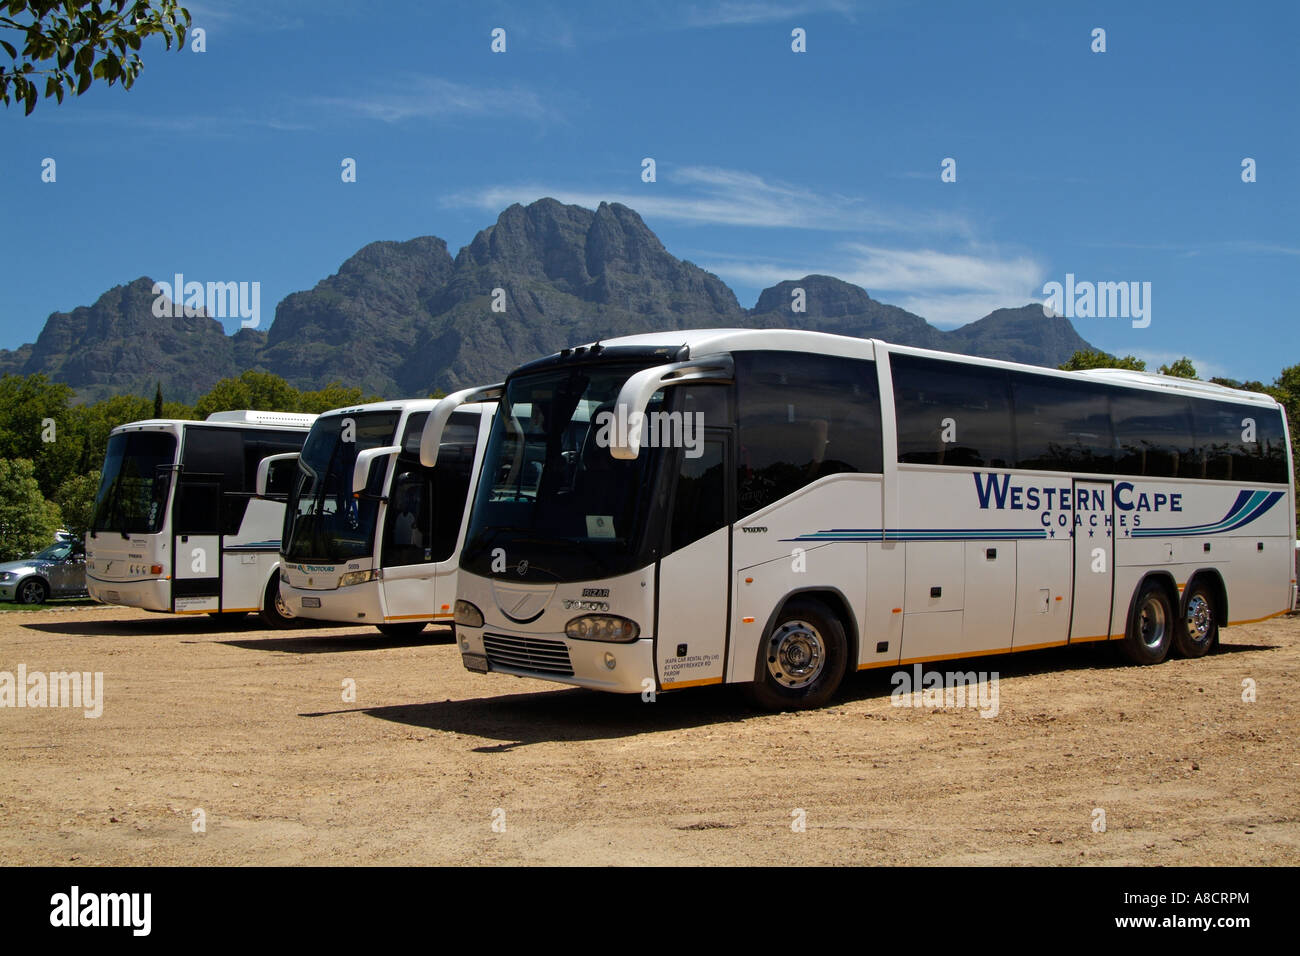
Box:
left=260, top=576, right=297, bottom=629
left=742, top=599, right=848, bottom=711
left=376, top=621, right=427, bottom=637
left=1121, top=579, right=1173, bottom=665
left=1174, top=584, right=1217, bottom=658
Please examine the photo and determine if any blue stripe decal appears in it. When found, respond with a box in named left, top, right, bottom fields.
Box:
left=1132, top=490, right=1283, bottom=537
left=783, top=528, right=1049, bottom=542
left=785, top=489, right=1284, bottom=543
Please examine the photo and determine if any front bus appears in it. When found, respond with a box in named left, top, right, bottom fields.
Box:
left=275, top=400, right=494, bottom=636
left=434, top=329, right=1295, bottom=711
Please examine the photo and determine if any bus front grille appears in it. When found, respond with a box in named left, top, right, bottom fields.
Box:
left=483, top=633, right=574, bottom=676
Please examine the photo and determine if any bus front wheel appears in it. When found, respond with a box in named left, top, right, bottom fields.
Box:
left=260, top=576, right=297, bottom=629
left=1121, top=579, right=1174, bottom=665
left=742, top=599, right=848, bottom=711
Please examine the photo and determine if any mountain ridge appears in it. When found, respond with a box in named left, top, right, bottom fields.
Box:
left=0, top=199, right=1096, bottom=401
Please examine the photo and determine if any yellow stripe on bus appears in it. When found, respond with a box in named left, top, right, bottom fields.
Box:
left=660, top=677, right=724, bottom=690
left=382, top=612, right=453, bottom=621
left=1228, top=609, right=1292, bottom=626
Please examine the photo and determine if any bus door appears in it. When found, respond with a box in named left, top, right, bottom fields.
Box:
left=1069, top=479, right=1115, bottom=643
left=656, top=387, right=733, bottom=690
left=172, top=477, right=223, bottom=613
left=380, top=412, right=479, bottom=628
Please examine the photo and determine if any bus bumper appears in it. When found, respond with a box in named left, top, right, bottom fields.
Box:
left=458, top=627, right=657, bottom=694
left=87, top=575, right=170, bottom=611
left=280, top=582, right=387, bottom=624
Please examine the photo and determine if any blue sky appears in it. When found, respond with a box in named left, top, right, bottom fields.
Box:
left=1, top=0, right=1296, bottom=381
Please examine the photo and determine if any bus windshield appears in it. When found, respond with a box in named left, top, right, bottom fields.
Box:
left=91, top=431, right=177, bottom=535
left=462, top=362, right=665, bottom=582
left=283, top=411, right=400, bottom=563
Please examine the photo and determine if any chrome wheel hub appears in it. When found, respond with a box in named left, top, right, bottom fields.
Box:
left=1185, top=594, right=1211, bottom=641
left=766, top=620, right=825, bottom=689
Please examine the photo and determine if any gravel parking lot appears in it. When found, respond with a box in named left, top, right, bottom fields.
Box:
left=1, top=606, right=1297, bottom=865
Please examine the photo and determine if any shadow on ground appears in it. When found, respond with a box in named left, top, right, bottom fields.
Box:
left=300, top=637, right=1281, bottom=749
left=217, top=627, right=455, bottom=654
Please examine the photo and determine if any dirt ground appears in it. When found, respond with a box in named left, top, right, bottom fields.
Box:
left=0, top=605, right=1297, bottom=866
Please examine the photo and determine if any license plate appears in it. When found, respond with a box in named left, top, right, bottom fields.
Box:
left=102, top=590, right=120, bottom=603
left=301, top=597, right=321, bottom=608
left=462, top=653, right=489, bottom=674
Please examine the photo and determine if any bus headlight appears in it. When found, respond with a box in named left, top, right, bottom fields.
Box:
left=338, top=569, right=379, bottom=588
left=454, top=600, right=484, bottom=628
left=565, top=615, right=640, bottom=643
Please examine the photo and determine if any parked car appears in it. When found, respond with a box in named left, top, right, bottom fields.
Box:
left=0, top=540, right=87, bottom=604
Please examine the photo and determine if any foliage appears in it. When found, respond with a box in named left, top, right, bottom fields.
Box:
left=1158, top=357, right=1198, bottom=378
left=1058, top=350, right=1146, bottom=372
left=53, top=469, right=99, bottom=539
left=0, top=458, right=61, bottom=560
left=0, top=0, right=190, bottom=115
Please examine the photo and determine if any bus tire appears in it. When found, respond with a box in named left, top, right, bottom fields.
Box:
left=742, top=598, right=848, bottom=711
left=1121, top=579, right=1174, bottom=665
left=17, top=577, right=48, bottom=605
left=1174, top=583, right=1217, bottom=658
left=259, top=575, right=297, bottom=629
left=376, top=621, right=426, bottom=637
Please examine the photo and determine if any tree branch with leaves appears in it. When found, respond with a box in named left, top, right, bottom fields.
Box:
left=0, top=0, right=189, bottom=115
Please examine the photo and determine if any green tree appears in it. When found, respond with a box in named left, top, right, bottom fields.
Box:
left=153, top=381, right=164, bottom=418
left=53, top=470, right=100, bottom=540
left=1058, top=350, right=1146, bottom=372
left=0, top=459, right=61, bottom=560
left=0, top=372, right=82, bottom=498
left=1, top=1, right=190, bottom=115
left=297, top=382, right=381, bottom=414
left=193, top=370, right=300, bottom=419
left=1158, top=357, right=1198, bottom=378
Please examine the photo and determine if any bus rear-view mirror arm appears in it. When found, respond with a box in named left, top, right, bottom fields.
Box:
left=419, top=383, right=504, bottom=468
left=352, top=446, right=401, bottom=495
left=255, top=453, right=300, bottom=498
left=609, top=355, right=735, bottom=460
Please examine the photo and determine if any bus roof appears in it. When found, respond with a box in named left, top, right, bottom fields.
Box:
left=574, top=328, right=1281, bottom=409
left=204, top=410, right=318, bottom=427
left=311, top=399, right=495, bottom=419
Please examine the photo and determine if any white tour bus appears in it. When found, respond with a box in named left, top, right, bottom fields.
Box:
left=87, top=410, right=317, bottom=624
left=424, top=329, right=1295, bottom=709
left=270, top=400, right=495, bottom=636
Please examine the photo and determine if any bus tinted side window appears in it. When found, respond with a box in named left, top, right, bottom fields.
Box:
left=666, top=387, right=730, bottom=554
left=1194, top=401, right=1287, bottom=484
left=1010, top=374, right=1115, bottom=474
left=893, top=355, right=1015, bottom=467
left=735, top=351, right=881, bottom=519
left=1111, top=392, right=1195, bottom=479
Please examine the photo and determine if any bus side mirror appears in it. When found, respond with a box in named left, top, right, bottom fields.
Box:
left=608, top=355, right=734, bottom=460
left=420, top=383, right=504, bottom=468
left=256, top=453, right=300, bottom=498
left=352, top=446, right=400, bottom=495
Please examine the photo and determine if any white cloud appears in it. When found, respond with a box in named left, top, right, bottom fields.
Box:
left=447, top=166, right=965, bottom=234
left=315, top=75, right=559, bottom=124
left=699, top=244, right=1044, bottom=327
left=683, top=1, right=858, bottom=27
